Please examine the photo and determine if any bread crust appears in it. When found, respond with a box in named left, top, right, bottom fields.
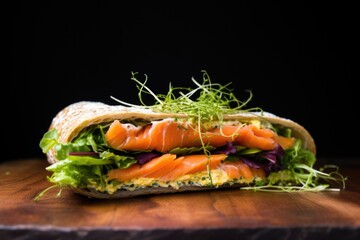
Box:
left=72, top=184, right=244, bottom=199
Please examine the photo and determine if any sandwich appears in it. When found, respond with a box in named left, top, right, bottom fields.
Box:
left=37, top=71, right=345, bottom=200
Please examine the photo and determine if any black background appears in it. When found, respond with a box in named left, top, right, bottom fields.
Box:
left=7, top=1, right=357, bottom=162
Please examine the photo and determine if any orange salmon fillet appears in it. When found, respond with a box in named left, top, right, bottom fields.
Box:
left=108, top=153, right=266, bottom=182
left=213, top=160, right=266, bottom=180
left=105, top=119, right=295, bottom=152
left=108, top=154, right=227, bottom=182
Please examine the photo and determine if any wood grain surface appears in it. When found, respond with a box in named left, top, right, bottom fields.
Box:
left=1, top=159, right=359, bottom=240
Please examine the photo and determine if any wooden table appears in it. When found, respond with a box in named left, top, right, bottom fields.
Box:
left=1, top=158, right=359, bottom=240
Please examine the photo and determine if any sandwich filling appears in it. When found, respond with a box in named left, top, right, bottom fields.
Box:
left=103, top=117, right=294, bottom=193
left=40, top=116, right=331, bottom=195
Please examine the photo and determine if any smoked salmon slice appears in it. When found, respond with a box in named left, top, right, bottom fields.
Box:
left=108, top=153, right=266, bottom=183
left=108, top=154, right=227, bottom=182
left=105, top=119, right=295, bottom=152
left=159, top=154, right=226, bottom=181
left=108, top=154, right=177, bottom=181
left=220, top=161, right=254, bottom=180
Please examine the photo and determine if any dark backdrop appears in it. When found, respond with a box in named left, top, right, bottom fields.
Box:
left=7, top=1, right=357, bottom=161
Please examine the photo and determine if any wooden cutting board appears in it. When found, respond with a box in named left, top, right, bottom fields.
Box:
left=1, top=158, right=359, bottom=240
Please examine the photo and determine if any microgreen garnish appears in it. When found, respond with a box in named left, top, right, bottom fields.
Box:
left=111, top=70, right=262, bottom=124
